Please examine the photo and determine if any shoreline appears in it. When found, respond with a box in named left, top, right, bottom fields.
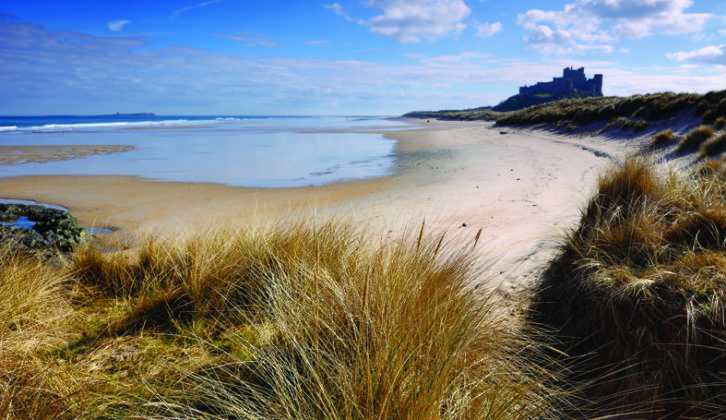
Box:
left=0, top=120, right=645, bottom=294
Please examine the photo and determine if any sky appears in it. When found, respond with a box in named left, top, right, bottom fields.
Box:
left=1, top=0, right=726, bottom=116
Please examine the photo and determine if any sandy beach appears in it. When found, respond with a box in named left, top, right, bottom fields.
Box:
left=0, top=120, right=643, bottom=295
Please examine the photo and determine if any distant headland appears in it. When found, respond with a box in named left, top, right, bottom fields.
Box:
left=107, top=112, right=156, bottom=117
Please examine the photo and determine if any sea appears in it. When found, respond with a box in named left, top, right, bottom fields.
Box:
left=0, top=114, right=413, bottom=188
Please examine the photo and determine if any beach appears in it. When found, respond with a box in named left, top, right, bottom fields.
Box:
left=0, top=119, right=643, bottom=295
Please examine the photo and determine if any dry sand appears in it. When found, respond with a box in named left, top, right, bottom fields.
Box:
left=325, top=120, right=643, bottom=295
left=0, top=120, right=644, bottom=296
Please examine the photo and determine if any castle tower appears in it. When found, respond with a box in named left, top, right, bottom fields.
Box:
left=592, top=74, right=603, bottom=95
left=563, top=67, right=586, bottom=85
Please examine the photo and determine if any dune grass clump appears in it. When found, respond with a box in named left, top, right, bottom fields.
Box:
left=717, top=98, right=726, bottom=117
left=2, top=221, right=567, bottom=419
left=633, top=119, right=649, bottom=131
left=618, top=117, right=634, bottom=130
left=497, top=92, right=708, bottom=127
left=701, top=132, right=726, bottom=158
left=650, top=128, right=673, bottom=147
left=528, top=157, right=726, bottom=417
left=147, top=223, right=565, bottom=419
left=72, top=227, right=287, bottom=332
left=413, top=89, right=725, bottom=126
left=677, top=125, right=715, bottom=153
left=703, top=109, right=716, bottom=124
left=0, top=247, right=83, bottom=419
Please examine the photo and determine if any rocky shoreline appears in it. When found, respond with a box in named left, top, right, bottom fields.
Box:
left=0, top=203, right=89, bottom=251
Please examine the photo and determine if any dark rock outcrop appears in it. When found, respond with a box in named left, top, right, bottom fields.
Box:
left=0, top=203, right=89, bottom=251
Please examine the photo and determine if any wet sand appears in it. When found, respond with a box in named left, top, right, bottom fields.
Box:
left=0, top=145, right=133, bottom=165
left=0, top=174, right=395, bottom=246
left=0, top=120, right=645, bottom=294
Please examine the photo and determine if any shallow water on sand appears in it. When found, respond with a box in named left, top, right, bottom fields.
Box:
left=0, top=116, right=410, bottom=188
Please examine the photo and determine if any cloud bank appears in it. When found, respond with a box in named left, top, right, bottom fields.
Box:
left=1, top=19, right=724, bottom=115
left=668, top=45, right=726, bottom=64
left=517, top=0, right=711, bottom=54
left=326, top=0, right=471, bottom=43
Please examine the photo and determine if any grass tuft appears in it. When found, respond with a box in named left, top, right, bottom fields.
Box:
left=718, top=98, right=726, bottom=117
left=700, top=133, right=726, bottom=158
left=677, top=125, right=715, bottom=153
left=633, top=119, right=649, bottom=131
left=703, top=109, right=716, bottom=124
left=650, top=129, right=673, bottom=147
left=529, top=157, right=726, bottom=417
left=148, top=225, right=565, bottom=419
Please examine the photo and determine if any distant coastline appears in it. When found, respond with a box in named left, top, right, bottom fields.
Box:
left=107, top=112, right=155, bottom=117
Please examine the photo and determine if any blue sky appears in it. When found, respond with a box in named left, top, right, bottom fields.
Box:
left=1, top=0, right=725, bottom=115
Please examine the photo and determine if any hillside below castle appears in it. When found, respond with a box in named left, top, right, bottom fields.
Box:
left=492, top=67, right=603, bottom=112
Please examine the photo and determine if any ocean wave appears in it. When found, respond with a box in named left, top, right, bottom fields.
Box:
left=3, top=119, right=229, bottom=132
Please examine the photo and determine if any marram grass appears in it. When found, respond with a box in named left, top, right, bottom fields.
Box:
left=1, top=221, right=568, bottom=419
left=529, top=157, right=726, bottom=418
left=137, top=222, right=568, bottom=419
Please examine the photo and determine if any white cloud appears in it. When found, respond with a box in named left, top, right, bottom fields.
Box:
left=107, top=20, right=130, bottom=32
left=475, top=21, right=502, bottom=38
left=304, top=40, right=332, bottom=46
left=719, top=29, right=726, bottom=36
left=170, top=0, right=222, bottom=20
left=667, top=45, right=725, bottom=63
left=215, top=33, right=276, bottom=47
left=326, top=0, right=471, bottom=43
left=323, top=3, right=365, bottom=24
left=518, top=0, right=712, bottom=54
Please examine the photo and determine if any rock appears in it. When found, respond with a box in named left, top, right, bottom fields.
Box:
left=0, top=203, right=89, bottom=251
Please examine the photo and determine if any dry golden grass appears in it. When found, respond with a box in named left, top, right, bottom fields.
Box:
left=2, top=221, right=569, bottom=419
left=701, top=133, right=726, bottom=158
left=528, top=157, right=726, bottom=418
left=497, top=91, right=710, bottom=127
left=634, top=119, right=650, bottom=131
left=0, top=247, right=81, bottom=419
left=142, top=223, right=567, bottom=419
left=677, top=125, right=715, bottom=153
left=650, top=128, right=674, bottom=147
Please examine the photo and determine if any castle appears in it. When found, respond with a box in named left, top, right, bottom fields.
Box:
left=518, top=67, right=603, bottom=97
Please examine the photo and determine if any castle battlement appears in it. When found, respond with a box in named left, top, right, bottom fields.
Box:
left=519, top=67, right=603, bottom=97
